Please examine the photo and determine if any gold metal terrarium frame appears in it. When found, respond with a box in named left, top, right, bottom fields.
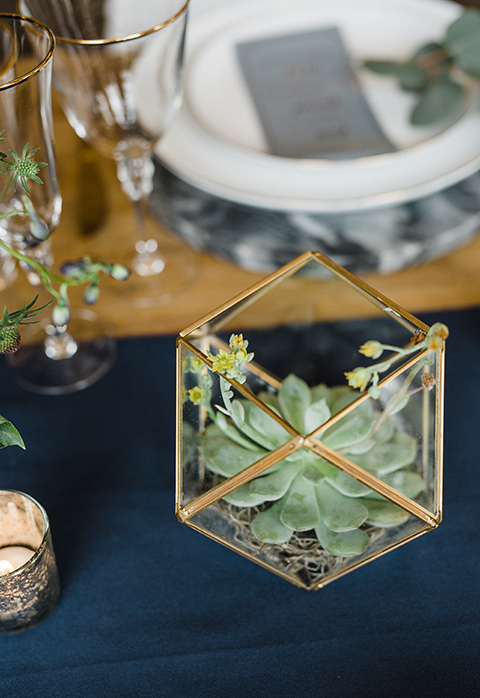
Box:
left=175, top=252, right=445, bottom=590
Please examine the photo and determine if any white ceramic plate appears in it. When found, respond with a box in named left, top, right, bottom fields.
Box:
left=156, top=0, right=480, bottom=212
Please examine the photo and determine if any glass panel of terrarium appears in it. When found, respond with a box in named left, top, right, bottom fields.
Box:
left=179, top=344, right=212, bottom=508
left=181, top=254, right=425, bottom=353
left=187, top=444, right=433, bottom=590
left=313, top=501, right=433, bottom=589
left=180, top=354, right=297, bottom=511
left=326, top=352, right=439, bottom=519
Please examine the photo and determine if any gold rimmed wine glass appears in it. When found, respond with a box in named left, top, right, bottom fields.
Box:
left=0, top=13, right=117, bottom=394
left=21, top=0, right=198, bottom=307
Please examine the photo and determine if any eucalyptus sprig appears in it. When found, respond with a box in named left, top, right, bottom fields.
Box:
left=363, top=9, right=480, bottom=125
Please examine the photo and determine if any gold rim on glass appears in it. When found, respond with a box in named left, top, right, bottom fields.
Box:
left=56, top=0, right=190, bottom=46
left=0, top=13, right=55, bottom=90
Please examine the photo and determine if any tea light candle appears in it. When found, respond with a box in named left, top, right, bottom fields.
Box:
left=0, top=491, right=60, bottom=632
left=0, top=546, right=34, bottom=575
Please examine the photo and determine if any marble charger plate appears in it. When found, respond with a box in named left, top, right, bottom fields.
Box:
left=150, top=160, right=480, bottom=275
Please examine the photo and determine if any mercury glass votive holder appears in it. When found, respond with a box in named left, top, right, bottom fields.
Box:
left=0, top=490, right=60, bottom=633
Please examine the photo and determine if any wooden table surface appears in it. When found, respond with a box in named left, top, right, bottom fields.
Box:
left=2, top=100, right=480, bottom=339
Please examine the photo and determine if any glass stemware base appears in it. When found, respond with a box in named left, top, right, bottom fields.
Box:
left=128, top=230, right=199, bottom=308
left=7, top=309, right=116, bottom=394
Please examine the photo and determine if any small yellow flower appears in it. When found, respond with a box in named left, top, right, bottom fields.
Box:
left=211, top=350, right=236, bottom=375
left=189, top=357, right=204, bottom=373
left=358, top=340, right=383, bottom=359
left=188, top=386, right=205, bottom=405
left=230, top=334, right=245, bottom=349
left=344, top=367, right=370, bottom=392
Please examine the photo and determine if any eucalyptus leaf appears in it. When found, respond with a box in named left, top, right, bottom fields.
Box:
left=316, top=480, right=369, bottom=532
left=363, top=60, right=428, bottom=91
left=251, top=500, right=294, bottom=544
left=411, top=74, right=465, bottom=125
left=278, top=374, right=311, bottom=433
left=413, top=41, right=452, bottom=69
left=445, top=10, right=480, bottom=77
left=0, top=416, right=25, bottom=450
left=315, top=519, right=370, bottom=557
left=280, top=474, right=321, bottom=531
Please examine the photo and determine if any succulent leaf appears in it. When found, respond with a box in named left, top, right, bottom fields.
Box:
left=251, top=500, right=294, bottom=544
left=363, top=498, right=412, bottom=528
left=278, top=374, right=311, bottom=433
left=280, top=474, right=321, bottom=532
left=322, top=412, right=374, bottom=450
left=304, top=397, right=330, bottom=433
left=201, top=424, right=266, bottom=478
left=316, top=480, right=369, bottom=532
left=249, top=461, right=298, bottom=500
left=315, top=519, right=370, bottom=557
left=196, top=376, right=424, bottom=558
left=351, top=431, right=417, bottom=477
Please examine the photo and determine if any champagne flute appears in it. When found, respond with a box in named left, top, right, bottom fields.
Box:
left=0, top=13, right=117, bottom=394
left=21, top=0, right=197, bottom=307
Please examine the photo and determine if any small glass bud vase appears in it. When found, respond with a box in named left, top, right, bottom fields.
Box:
left=176, top=252, right=446, bottom=590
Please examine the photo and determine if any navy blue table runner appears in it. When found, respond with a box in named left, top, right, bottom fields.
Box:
left=0, top=308, right=479, bottom=697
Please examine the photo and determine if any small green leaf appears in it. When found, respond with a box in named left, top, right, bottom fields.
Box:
left=316, top=480, right=369, bottom=532
left=315, top=519, right=370, bottom=557
left=413, top=41, right=452, bottom=69
left=0, top=416, right=25, bottom=450
left=278, top=374, right=311, bottom=433
left=280, top=474, right=321, bottom=531
left=411, top=74, right=465, bottom=125
left=251, top=500, right=294, bottom=544
left=363, top=59, right=404, bottom=75
left=445, top=10, right=480, bottom=77
left=363, top=59, right=428, bottom=91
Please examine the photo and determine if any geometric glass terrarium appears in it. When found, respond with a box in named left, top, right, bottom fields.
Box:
left=175, top=252, right=446, bottom=590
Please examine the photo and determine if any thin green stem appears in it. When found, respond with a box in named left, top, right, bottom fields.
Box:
left=0, top=237, right=85, bottom=288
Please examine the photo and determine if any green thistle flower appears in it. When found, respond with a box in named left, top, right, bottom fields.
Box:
left=0, top=296, right=51, bottom=354
left=5, top=144, right=47, bottom=194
